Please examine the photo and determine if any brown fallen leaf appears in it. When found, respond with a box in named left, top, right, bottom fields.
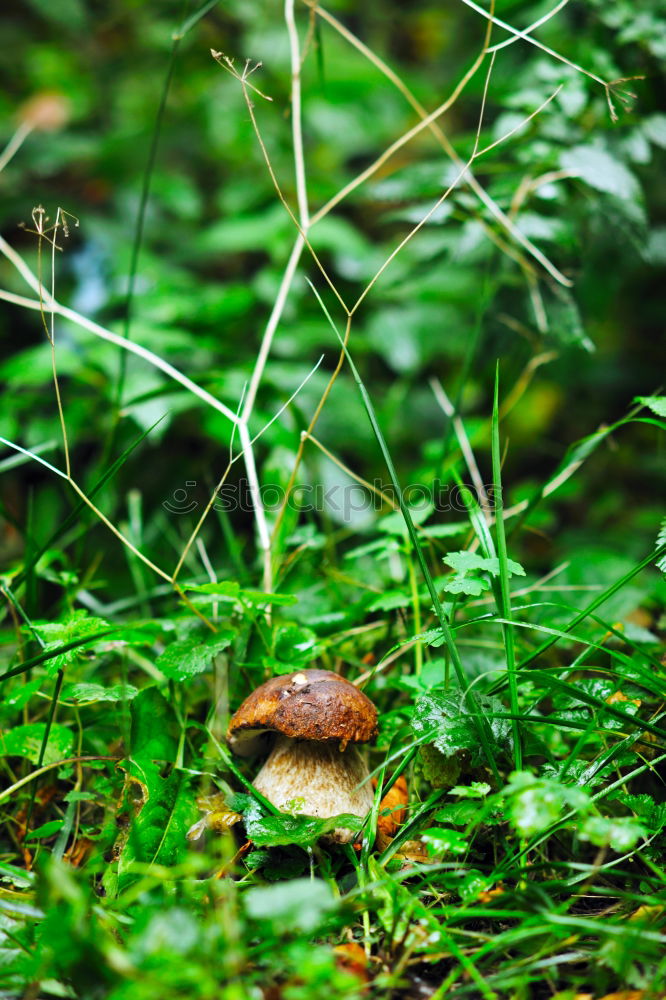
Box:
left=333, top=942, right=370, bottom=985
left=574, top=992, right=666, bottom=1000
left=477, top=883, right=505, bottom=903
left=261, top=942, right=370, bottom=999
left=606, top=690, right=641, bottom=707
left=392, top=839, right=432, bottom=865
left=597, top=992, right=661, bottom=1000
left=373, top=775, right=408, bottom=840
left=64, top=837, right=94, bottom=868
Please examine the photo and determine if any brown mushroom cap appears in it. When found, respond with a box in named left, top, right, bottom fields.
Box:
left=226, top=668, right=377, bottom=757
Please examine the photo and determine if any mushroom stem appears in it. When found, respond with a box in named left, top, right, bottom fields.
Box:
left=253, top=735, right=374, bottom=843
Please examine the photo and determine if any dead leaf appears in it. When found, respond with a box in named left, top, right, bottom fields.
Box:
left=477, top=883, right=505, bottom=903
left=64, top=837, right=94, bottom=868
left=392, top=839, right=432, bottom=865
left=373, top=775, right=408, bottom=839
left=606, top=690, right=641, bottom=707
left=333, top=942, right=370, bottom=985
left=596, top=992, right=656, bottom=1000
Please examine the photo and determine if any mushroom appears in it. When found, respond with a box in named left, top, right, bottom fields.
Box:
left=226, top=668, right=377, bottom=843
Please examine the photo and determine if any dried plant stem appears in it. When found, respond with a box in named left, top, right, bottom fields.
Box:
left=270, top=314, right=353, bottom=544
left=213, top=53, right=348, bottom=315
left=306, top=1, right=572, bottom=287
left=487, top=0, right=571, bottom=54
left=352, top=82, right=563, bottom=312
left=0, top=235, right=318, bottom=596
left=305, top=433, right=399, bottom=510
left=0, top=248, right=240, bottom=426
left=0, top=121, right=33, bottom=173
left=459, top=0, right=606, bottom=86
left=47, top=210, right=73, bottom=477
left=285, top=0, right=309, bottom=228
left=242, top=234, right=306, bottom=420
left=239, top=420, right=273, bottom=592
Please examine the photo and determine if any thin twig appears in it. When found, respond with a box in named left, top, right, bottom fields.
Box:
left=306, top=0, right=572, bottom=287
left=305, top=432, right=399, bottom=510
left=487, top=0, right=571, bottom=53
left=353, top=81, right=563, bottom=312
left=458, top=0, right=606, bottom=86
left=0, top=121, right=33, bottom=173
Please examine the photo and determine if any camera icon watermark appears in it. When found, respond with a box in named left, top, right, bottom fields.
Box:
left=162, top=481, right=199, bottom=514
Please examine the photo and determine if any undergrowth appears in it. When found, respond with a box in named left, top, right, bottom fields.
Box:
left=1, top=0, right=665, bottom=998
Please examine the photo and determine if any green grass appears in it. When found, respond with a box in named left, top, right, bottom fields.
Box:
left=1, top=0, right=666, bottom=997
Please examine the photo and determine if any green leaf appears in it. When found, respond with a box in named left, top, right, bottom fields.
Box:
left=25, top=820, right=64, bottom=841
left=368, top=590, right=412, bottom=612
left=240, top=590, right=298, bottom=607
left=443, top=551, right=489, bottom=575
left=272, top=624, right=321, bottom=667
left=545, top=287, right=595, bottom=352
left=378, top=504, right=434, bottom=536
left=130, top=687, right=179, bottom=763
left=117, top=764, right=198, bottom=889
left=366, top=856, right=430, bottom=946
left=62, top=682, right=138, bottom=703
left=642, top=113, right=666, bottom=149
left=580, top=815, right=646, bottom=852
left=433, top=801, right=479, bottom=826
left=261, top=656, right=299, bottom=676
left=183, top=581, right=297, bottom=607
left=505, top=771, right=589, bottom=837
left=443, top=576, right=489, bottom=596
left=183, top=580, right=241, bottom=600
left=421, top=827, right=468, bottom=856
left=155, top=629, right=235, bottom=682
left=459, top=869, right=494, bottom=902
left=244, top=809, right=362, bottom=848
left=609, top=793, right=666, bottom=834
left=450, top=782, right=492, bottom=799
left=413, top=688, right=512, bottom=764
left=635, top=395, right=666, bottom=418
left=418, top=522, right=469, bottom=539
left=63, top=790, right=95, bottom=803
left=419, top=743, right=462, bottom=789
left=1, top=723, right=73, bottom=765
left=560, top=145, right=641, bottom=201
left=443, top=551, right=526, bottom=579
left=30, top=611, right=109, bottom=677
left=244, top=878, right=337, bottom=933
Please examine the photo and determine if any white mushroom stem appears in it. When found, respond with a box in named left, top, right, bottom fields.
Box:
left=253, top=736, right=374, bottom=844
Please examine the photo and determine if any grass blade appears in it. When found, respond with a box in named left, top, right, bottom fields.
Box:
left=491, top=365, right=521, bottom=769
